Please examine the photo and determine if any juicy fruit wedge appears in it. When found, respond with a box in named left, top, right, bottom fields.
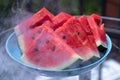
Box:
left=14, top=7, right=54, bottom=36
left=88, top=14, right=107, bottom=50
left=18, top=21, right=54, bottom=53
left=52, top=12, right=72, bottom=30
left=21, top=26, right=80, bottom=70
left=79, top=15, right=99, bottom=56
left=55, top=16, right=100, bottom=61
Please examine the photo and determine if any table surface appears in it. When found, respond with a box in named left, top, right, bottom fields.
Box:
left=0, top=16, right=120, bottom=80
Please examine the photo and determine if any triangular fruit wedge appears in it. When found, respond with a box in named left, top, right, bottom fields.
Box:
left=52, top=12, right=72, bottom=30
left=18, top=21, right=54, bottom=53
left=55, top=16, right=100, bottom=61
left=88, top=14, right=107, bottom=51
left=78, top=15, right=99, bottom=56
left=14, top=7, right=54, bottom=36
left=21, top=26, right=80, bottom=70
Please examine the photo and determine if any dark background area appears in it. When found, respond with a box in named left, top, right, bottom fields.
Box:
left=0, top=0, right=120, bottom=32
left=0, top=0, right=120, bottom=31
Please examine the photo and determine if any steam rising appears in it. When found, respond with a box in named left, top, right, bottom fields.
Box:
left=0, top=31, right=37, bottom=80
left=0, top=1, right=35, bottom=80
left=7, top=8, right=32, bottom=29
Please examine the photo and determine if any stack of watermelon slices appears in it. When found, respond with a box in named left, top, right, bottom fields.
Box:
left=14, top=7, right=107, bottom=70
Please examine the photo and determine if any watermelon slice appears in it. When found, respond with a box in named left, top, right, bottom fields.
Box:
left=79, top=15, right=99, bottom=56
left=52, top=12, right=72, bottom=30
left=21, top=26, right=80, bottom=70
left=14, top=7, right=54, bottom=36
left=18, top=21, right=54, bottom=53
left=88, top=14, right=107, bottom=50
left=55, top=16, right=100, bottom=61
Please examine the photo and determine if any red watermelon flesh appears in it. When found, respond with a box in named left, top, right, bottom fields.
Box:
left=21, top=26, right=80, bottom=70
left=87, top=35, right=99, bottom=56
left=14, top=7, right=54, bottom=36
left=79, top=15, right=99, bottom=57
left=88, top=14, right=107, bottom=48
left=18, top=21, right=54, bottom=53
left=55, top=16, right=100, bottom=60
left=52, top=12, right=72, bottom=30
left=78, top=15, right=92, bottom=35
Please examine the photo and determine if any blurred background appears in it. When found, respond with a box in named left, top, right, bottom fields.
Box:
left=0, top=0, right=120, bottom=80
left=0, top=0, right=120, bottom=30
left=0, top=0, right=120, bottom=31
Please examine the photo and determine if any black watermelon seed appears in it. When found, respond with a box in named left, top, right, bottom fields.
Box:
left=34, top=48, right=39, bottom=51
left=62, top=35, right=66, bottom=39
left=36, top=22, right=42, bottom=27
left=51, top=46, right=56, bottom=51
left=77, top=32, right=80, bottom=35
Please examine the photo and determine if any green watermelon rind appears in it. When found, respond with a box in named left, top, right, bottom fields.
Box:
left=96, top=40, right=107, bottom=48
left=17, top=35, right=26, bottom=53
left=81, top=50, right=100, bottom=61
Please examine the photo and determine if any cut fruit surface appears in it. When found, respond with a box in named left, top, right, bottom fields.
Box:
left=78, top=15, right=92, bottom=35
left=79, top=15, right=99, bottom=57
left=18, top=21, right=54, bottom=52
left=88, top=14, right=107, bottom=48
left=55, top=16, right=100, bottom=60
left=14, top=7, right=54, bottom=36
left=22, top=26, right=80, bottom=70
left=52, top=12, right=72, bottom=30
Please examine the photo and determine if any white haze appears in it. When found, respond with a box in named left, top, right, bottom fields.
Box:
left=0, top=1, right=35, bottom=80
left=0, top=1, right=82, bottom=80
